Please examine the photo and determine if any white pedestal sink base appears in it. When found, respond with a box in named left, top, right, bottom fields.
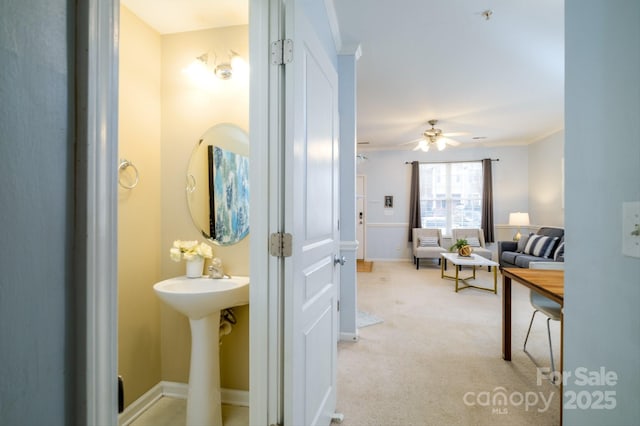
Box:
left=187, top=311, right=222, bottom=426
left=153, top=276, right=249, bottom=426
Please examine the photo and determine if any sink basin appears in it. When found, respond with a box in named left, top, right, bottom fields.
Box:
left=153, top=275, right=249, bottom=426
left=153, top=276, right=249, bottom=320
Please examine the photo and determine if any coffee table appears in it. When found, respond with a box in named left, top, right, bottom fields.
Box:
left=440, top=253, right=499, bottom=293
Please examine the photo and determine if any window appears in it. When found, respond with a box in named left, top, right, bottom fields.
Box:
left=419, top=162, right=483, bottom=235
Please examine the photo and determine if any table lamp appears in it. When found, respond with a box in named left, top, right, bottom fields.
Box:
left=509, top=212, right=530, bottom=241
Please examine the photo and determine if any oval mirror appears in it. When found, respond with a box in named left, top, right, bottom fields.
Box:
left=187, top=123, right=249, bottom=245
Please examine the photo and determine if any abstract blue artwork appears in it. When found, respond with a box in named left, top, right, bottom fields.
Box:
left=212, top=146, right=249, bottom=244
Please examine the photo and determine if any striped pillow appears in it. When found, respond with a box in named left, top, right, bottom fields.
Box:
left=523, top=235, right=559, bottom=258
left=419, top=236, right=439, bottom=247
left=554, top=241, right=565, bottom=261
left=466, top=237, right=481, bottom=247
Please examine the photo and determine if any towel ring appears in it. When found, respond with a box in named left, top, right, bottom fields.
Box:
left=118, top=159, right=139, bottom=189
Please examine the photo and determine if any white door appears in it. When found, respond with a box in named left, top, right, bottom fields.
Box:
left=283, top=2, right=340, bottom=425
left=356, top=175, right=365, bottom=260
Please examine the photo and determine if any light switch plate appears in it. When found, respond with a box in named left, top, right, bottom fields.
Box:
left=622, top=201, right=640, bottom=258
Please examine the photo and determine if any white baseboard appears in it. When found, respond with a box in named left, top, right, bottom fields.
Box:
left=160, top=381, right=188, bottom=399
left=118, top=382, right=164, bottom=426
left=221, top=387, right=250, bottom=406
left=118, top=381, right=249, bottom=426
left=340, top=331, right=359, bottom=342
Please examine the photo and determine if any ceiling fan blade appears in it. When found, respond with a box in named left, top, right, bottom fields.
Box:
left=442, top=131, right=469, bottom=138
left=400, top=137, right=423, bottom=146
left=442, top=137, right=461, bottom=147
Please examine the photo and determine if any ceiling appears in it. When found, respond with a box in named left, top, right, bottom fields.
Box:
left=121, top=0, right=564, bottom=152
left=120, top=0, right=247, bottom=34
left=334, top=0, right=564, bottom=151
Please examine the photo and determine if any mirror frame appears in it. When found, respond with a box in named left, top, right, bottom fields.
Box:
left=186, top=123, right=249, bottom=245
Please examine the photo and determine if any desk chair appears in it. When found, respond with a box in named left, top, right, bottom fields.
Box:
left=525, top=261, right=564, bottom=381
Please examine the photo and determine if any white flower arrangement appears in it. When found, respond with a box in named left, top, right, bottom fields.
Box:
left=170, top=240, right=213, bottom=262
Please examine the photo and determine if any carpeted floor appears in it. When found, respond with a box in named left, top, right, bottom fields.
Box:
left=337, top=260, right=561, bottom=426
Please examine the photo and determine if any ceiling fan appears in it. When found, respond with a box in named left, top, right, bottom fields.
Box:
left=407, top=119, right=463, bottom=152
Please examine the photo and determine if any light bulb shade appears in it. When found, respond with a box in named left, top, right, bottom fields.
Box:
left=230, top=54, right=245, bottom=71
left=183, top=58, right=213, bottom=84
left=214, top=63, right=233, bottom=79
left=508, top=212, right=530, bottom=226
left=436, top=138, right=446, bottom=151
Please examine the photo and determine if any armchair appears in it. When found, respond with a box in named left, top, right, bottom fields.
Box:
left=412, top=228, right=446, bottom=270
left=451, top=228, right=493, bottom=271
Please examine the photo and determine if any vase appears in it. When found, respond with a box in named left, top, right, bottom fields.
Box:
left=458, top=245, right=473, bottom=257
left=186, top=257, right=205, bottom=278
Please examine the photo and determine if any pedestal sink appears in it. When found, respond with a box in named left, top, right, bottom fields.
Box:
left=153, top=275, right=249, bottom=426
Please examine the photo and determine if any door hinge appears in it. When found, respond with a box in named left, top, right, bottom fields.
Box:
left=270, top=232, right=293, bottom=257
left=337, top=300, right=340, bottom=312
left=271, top=39, right=293, bottom=65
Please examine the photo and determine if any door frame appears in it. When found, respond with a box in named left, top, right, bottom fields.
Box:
left=356, top=174, right=367, bottom=260
left=80, top=0, right=275, bottom=424
left=77, top=0, right=119, bottom=424
left=249, top=0, right=280, bottom=424
left=82, top=0, right=340, bottom=425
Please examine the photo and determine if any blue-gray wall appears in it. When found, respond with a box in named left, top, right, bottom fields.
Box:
left=356, top=145, right=533, bottom=260
left=0, top=0, right=76, bottom=424
left=564, top=0, right=640, bottom=424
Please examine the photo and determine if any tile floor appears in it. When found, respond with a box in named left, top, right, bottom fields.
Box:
left=129, top=397, right=249, bottom=426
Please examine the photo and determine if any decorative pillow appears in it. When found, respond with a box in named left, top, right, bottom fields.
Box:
left=517, top=233, right=533, bottom=253
left=466, top=237, right=481, bottom=247
left=419, top=236, right=439, bottom=247
left=554, top=241, right=565, bottom=261
left=523, top=235, right=559, bottom=258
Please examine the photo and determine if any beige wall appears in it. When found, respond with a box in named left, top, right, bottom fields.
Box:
left=119, top=8, right=250, bottom=406
left=159, top=26, right=250, bottom=389
left=118, top=7, right=163, bottom=407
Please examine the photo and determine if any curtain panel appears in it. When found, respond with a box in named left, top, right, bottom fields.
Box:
left=408, top=161, right=421, bottom=242
left=481, top=158, right=495, bottom=242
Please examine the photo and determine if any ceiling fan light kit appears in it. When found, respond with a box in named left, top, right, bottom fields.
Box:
left=405, top=119, right=464, bottom=152
left=416, top=119, right=449, bottom=151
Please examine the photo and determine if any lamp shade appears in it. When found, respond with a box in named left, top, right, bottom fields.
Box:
left=508, top=212, right=530, bottom=226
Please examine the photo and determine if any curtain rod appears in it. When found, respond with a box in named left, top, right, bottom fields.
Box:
left=405, top=158, right=499, bottom=165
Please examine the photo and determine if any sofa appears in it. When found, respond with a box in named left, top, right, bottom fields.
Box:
left=498, top=227, right=564, bottom=268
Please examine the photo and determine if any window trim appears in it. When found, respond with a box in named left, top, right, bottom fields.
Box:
left=418, top=161, right=484, bottom=235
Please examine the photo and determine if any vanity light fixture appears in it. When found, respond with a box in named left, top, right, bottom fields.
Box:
left=214, top=62, right=233, bottom=79
left=184, top=50, right=247, bottom=82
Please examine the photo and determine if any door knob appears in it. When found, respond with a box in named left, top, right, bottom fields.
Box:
left=334, top=255, right=346, bottom=266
